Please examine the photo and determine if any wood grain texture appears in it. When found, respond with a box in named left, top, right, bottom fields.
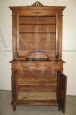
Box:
left=17, top=77, right=57, bottom=85
left=19, top=25, right=56, bottom=33
left=18, top=92, right=56, bottom=101
left=17, top=100, right=57, bottom=106
left=12, top=61, right=63, bottom=72
left=19, top=16, right=56, bottom=25
left=18, top=84, right=56, bottom=92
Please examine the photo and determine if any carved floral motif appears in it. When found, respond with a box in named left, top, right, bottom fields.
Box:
left=32, top=1, right=44, bottom=6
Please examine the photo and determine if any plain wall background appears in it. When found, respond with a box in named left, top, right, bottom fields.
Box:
left=0, top=0, right=76, bottom=96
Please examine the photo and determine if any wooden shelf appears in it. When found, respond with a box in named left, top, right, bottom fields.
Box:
left=19, top=24, right=56, bottom=25
left=19, top=32, right=56, bottom=34
left=19, top=16, right=56, bottom=25
left=17, top=100, right=58, bottom=106
left=18, top=84, right=56, bottom=92
left=17, top=77, right=57, bottom=85
left=18, top=91, right=57, bottom=101
left=19, top=25, right=56, bottom=33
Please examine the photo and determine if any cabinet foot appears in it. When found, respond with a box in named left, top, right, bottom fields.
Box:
left=58, top=105, right=61, bottom=111
left=13, top=104, right=16, bottom=111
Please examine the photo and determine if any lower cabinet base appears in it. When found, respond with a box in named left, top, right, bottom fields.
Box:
left=12, top=101, right=64, bottom=113
left=12, top=100, right=58, bottom=111
left=12, top=98, right=66, bottom=113
left=17, top=100, right=58, bottom=106
left=11, top=73, right=67, bottom=113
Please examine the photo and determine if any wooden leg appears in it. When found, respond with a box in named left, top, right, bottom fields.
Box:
left=11, top=101, right=12, bottom=105
left=11, top=75, right=16, bottom=111
left=62, top=107, right=65, bottom=113
left=57, top=73, right=67, bottom=113
left=62, top=75, right=67, bottom=113
left=13, top=103, right=16, bottom=111
left=11, top=99, right=16, bottom=111
left=58, top=105, right=61, bottom=111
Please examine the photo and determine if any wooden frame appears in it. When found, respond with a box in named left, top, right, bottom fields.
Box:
left=10, top=1, right=67, bottom=113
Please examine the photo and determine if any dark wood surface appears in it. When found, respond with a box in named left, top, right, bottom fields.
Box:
left=10, top=1, right=67, bottom=113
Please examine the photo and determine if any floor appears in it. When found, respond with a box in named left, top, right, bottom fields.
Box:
left=0, top=90, right=76, bottom=115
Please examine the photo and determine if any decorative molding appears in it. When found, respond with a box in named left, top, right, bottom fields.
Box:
left=57, top=11, right=63, bottom=16
left=31, top=1, right=44, bottom=6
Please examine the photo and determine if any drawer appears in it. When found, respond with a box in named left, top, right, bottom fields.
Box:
left=12, top=61, right=63, bottom=72
left=12, top=61, right=56, bottom=71
left=19, top=9, right=56, bottom=16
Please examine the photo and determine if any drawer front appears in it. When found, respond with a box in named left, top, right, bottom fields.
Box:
left=12, top=61, right=56, bottom=71
left=19, top=10, right=56, bottom=16
left=12, top=61, right=63, bottom=72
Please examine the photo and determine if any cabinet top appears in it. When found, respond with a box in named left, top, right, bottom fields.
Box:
left=9, top=1, right=65, bottom=11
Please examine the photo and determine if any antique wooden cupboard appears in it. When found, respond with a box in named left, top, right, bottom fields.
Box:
left=10, top=1, right=67, bottom=113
